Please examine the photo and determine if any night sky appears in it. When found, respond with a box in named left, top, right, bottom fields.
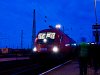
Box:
left=0, top=0, right=100, bottom=48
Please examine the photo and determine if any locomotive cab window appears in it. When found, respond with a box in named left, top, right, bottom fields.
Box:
left=38, top=33, right=46, bottom=39
left=46, top=32, right=55, bottom=39
left=37, top=32, right=56, bottom=44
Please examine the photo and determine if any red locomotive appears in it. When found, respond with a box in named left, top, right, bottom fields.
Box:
left=32, top=25, right=76, bottom=60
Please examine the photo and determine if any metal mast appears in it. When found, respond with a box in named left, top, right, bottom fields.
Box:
left=21, top=30, right=23, bottom=49
left=92, top=0, right=100, bottom=44
left=94, top=0, right=98, bottom=24
left=32, top=9, right=36, bottom=49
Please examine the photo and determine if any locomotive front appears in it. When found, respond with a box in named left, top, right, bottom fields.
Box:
left=33, top=29, right=61, bottom=54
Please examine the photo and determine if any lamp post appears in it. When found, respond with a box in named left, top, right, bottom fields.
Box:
left=92, top=0, right=100, bottom=44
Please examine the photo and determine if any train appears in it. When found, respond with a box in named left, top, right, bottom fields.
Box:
left=32, top=25, right=77, bottom=61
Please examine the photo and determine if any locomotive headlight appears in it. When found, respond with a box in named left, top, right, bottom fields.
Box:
left=52, top=46, right=59, bottom=53
left=33, top=47, right=37, bottom=52
left=43, top=39, right=47, bottom=43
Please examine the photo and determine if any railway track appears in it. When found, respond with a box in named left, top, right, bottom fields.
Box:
left=0, top=63, right=43, bottom=75
left=0, top=60, right=39, bottom=75
left=0, top=57, right=73, bottom=75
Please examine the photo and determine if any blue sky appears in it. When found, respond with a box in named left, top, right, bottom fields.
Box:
left=0, top=0, right=100, bottom=48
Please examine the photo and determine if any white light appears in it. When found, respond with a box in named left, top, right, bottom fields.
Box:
left=43, top=39, right=47, bottom=43
left=33, top=47, right=37, bottom=52
left=91, top=43, right=95, bottom=44
left=52, top=46, right=59, bottom=53
left=87, top=43, right=90, bottom=44
left=72, top=43, right=77, bottom=46
left=55, top=24, right=61, bottom=29
left=65, top=44, right=70, bottom=46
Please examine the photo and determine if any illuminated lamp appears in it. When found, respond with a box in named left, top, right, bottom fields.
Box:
left=65, top=44, right=70, bottom=46
left=55, top=24, right=61, bottom=29
left=33, top=47, right=37, bottom=52
left=43, top=39, right=47, bottom=43
left=87, top=43, right=90, bottom=44
left=52, top=46, right=59, bottom=53
left=72, top=43, right=77, bottom=46
left=91, top=42, right=95, bottom=44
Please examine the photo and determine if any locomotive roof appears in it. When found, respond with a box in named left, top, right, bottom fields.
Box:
left=38, top=28, right=76, bottom=43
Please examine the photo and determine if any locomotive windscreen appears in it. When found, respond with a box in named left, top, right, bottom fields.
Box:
left=38, top=32, right=56, bottom=39
left=37, top=32, right=56, bottom=44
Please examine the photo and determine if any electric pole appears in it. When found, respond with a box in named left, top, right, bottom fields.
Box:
left=94, top=0, right=98, bottom=24
left=92, top=0, right=100, bottom=44
left=32, top=9, right=36, bottom=49
left=21, top=30, right=23, bottom=49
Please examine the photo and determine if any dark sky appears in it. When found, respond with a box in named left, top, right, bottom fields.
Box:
left=0, top=0, right=100, bottom=48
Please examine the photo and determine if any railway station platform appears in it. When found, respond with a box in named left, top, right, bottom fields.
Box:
left=0, top=57, right=30, bottom=62
left=41, top=60, right=100, bottom=75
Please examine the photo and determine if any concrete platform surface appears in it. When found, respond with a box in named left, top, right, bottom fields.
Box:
left=41, top=60, right=100, bottom=75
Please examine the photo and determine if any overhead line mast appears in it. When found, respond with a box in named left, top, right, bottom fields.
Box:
left=92, top=0, right=100, bottom=44
left=32, top=9, right=36, bottom=49
left=21, top=30, right=23, bottom=49
left=94, top=0, right=98, bottom=24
